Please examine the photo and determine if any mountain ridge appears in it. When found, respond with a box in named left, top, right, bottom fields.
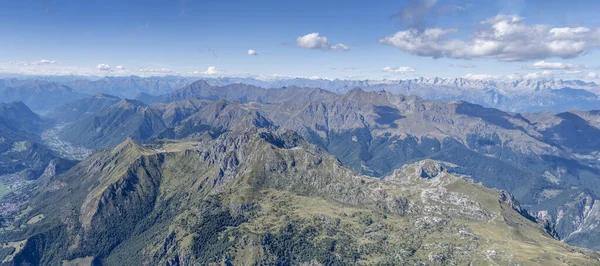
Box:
left=3, top=129, right=600, bottom=265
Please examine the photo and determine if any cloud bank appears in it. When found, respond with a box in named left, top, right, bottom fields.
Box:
left=380, top=15, right=600, bottom=61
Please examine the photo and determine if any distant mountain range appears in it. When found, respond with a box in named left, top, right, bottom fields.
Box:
left=63, top=76, right=195, bottom=98
left=205, top=77, right=600, bottom=113
left=0, top=76, right=195, bottom=112
left=2, top=75, right=600, bottom=113
left=0, top=80, right=87, bottom=112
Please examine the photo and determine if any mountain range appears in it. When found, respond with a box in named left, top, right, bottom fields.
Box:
left=206, top=77, right=600, bottom=113
left=2, top=78, right=600, bottom=264
left=4, top=76, right=600, bottom=113
left=12, top=80, right=600, bottom=250
left=0, top=76, right=194, bottom=112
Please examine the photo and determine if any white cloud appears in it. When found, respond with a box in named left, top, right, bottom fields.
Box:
left=296, top=33, right=350, bottom=51
left=204, top=66, right=218, bottom=75
left=96, top=64, right=111, bottom=71
left=565, top=70, right=583, bottom=74
left=379, top=15, right=600, bottom=61
left=529, top=60, right=581, bottom=70
left=588, top=72, right=599, bottom=79
left=190, top=66, right=222, bottom=76
left=38, top=59, right=56, bottom=64
left=330, top=43, right=350, bottom=51
left=382, top=66, right=416, bottom=73
left=247, top=49, right=258, bottom=56
left=139, top=68, right=172, bottom=73
left=115, top=65, right=126, bottom=70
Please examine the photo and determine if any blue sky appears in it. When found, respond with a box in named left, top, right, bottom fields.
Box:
left=1, top=0, right=600, bottom=80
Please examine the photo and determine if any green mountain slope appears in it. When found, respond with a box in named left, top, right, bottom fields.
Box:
left=0, top=102, right=56, bottom=178
left=1, top=129, right=598, bottom=265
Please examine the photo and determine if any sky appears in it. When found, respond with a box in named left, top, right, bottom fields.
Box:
left=1, top=0, right=600, bottom=81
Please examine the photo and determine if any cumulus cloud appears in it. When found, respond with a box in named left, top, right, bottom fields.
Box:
left=382, top=66, right=416, bottom=73
left=379, top=15, right=600, bottom=61
left=528, top=60, right=581, bottom=70
left=588, top=72, right=599, bottom=79
left=115, top=65, right=126, bottom=70
left=296, top=33, right=350, bottom=51
left=204, top=66, right=218, bottom=75
left=247, top=49, right=258, bottom=56
left=190, top=66, right=221, bottom=76
left=96, top=64, right=111, bottom=71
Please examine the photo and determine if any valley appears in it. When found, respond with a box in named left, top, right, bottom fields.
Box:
left=40, top=124, right=92, bottom=161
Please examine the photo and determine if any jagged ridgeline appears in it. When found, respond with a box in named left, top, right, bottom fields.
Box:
left=1, top=129, right=598, bottom=265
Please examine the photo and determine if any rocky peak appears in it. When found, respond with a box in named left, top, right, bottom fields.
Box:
left=418, top=160, right=446, bottom=179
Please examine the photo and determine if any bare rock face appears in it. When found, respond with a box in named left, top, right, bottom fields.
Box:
left=418, top=160, right=445, bottom=179
left=37, top=157, right=77, bottom=188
